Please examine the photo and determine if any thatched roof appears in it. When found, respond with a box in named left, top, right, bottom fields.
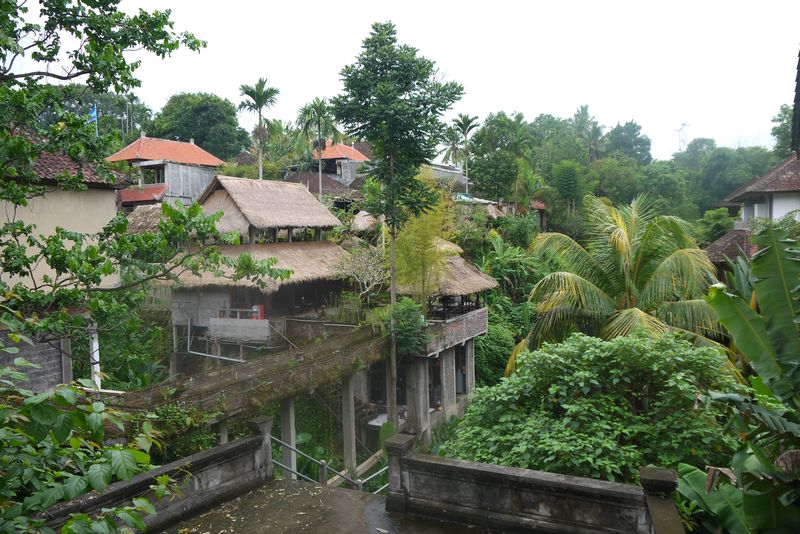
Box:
left=437, top=256, right=498, bottom=296
left=127, top=204, right=163, bottom=234
left=198, top=176, right=342, bottom=230
left=168, top=241, right=349, bottom=294
left=434, top=237, right=463, bottom=255
left=398, top=253, right=498, bottom=297
left=351, top=211, right=379, bottom=232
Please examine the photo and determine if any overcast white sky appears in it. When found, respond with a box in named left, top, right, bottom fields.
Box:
left=86, top=2, right=800, bottom=159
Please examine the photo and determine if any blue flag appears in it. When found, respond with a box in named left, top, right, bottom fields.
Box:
left=88, top=104, right=97, bottom=123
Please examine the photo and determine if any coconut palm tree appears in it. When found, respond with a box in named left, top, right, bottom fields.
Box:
left=507, top=195, right=720, bottom=372
left=438, top=126, right=462, bottom=166
left=298, top=97, right=340, bottom=198
left=453, top=114, right=479, bottom=194
left=239, top=78, right=280, bottom=180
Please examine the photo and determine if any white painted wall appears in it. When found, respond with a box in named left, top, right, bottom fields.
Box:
left=771, top=192, right=800, bottom=221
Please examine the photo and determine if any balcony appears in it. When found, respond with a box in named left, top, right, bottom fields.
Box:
left=208, top=307, right=271, bottom=342
left=426, top=307, right=488, bottom=355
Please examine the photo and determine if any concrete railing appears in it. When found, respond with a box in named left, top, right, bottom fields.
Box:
left=426, top=307, right=488, bottom=355
left=44, top=417, right=274, bottom=532
left=385, top=433, right=682, bottom=534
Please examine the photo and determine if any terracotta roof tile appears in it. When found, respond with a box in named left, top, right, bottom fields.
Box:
left=704, top=229, right=756, bottom=263
left=33, top=149, right=120, bottom=188
left=107, top=136, right=224, bottom=167
left=725, top=154, right=800, bottom=202
left=313, top=140, right=370, bottom=162
left=530, top=200, right=546, bottom=210
left=120, top=184, right=167, bottom=205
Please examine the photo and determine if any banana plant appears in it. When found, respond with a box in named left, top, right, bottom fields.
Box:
left=679, top=226, right=800, bottom=531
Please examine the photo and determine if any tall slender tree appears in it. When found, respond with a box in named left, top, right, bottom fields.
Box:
left=238, top=78, right=279, bottom=179
left=298, top=98, right=341, bottom=197
left=453, top=114, right=479, bottom=193
left=333, top=22, right=463, bottom=427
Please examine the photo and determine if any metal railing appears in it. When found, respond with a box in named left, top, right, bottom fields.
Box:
left=270, top=435, right=387, bottom=494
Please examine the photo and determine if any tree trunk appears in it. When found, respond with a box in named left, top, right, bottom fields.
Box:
left=388, top=223, right=398, bottom=427
left=465, top=147, right=469, bottom=195
left=257, top=112, right=264, bottom=180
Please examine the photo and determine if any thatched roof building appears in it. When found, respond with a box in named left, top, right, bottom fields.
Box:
left=437, top=256, right=498, bottom=297
left=168, top=241, right=349, bottom=294
left=198, top=176, right=342, bottom=235
left=126, top=204, right=163, bottom=234
left=351, top=210, right=379, bottom=233
left=398, top=239, right=497, bottom=297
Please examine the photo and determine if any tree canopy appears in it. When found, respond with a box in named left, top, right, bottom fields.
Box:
left=151, top=92, right=250, bottom=160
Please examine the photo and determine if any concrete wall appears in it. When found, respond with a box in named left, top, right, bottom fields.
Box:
left=385, top=433, right=681, bottom=534
left=208, top=318, right=271, bottom=341
left=171, top=288, right=231, bottom=328
left=772, top=192, right=800, bottom=220
left=164, top=162, right=216, bottom=204
left=426, top=308, right=488, bottom=356
left=0, top=187, right=117, bottom=288
left=45, top=417, right=274, bottom=532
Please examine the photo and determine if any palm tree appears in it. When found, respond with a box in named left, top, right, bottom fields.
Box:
left=508, top=195, right=720, bottom=372
left=438, top=126, right=462, bottom=166
left=298, top=98, right=340, bottom=198
left=239, top=78, right=279, bottom=179
left=453, top=114, right=479, bottom=194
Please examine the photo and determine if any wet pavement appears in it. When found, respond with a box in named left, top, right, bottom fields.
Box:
left=166, top=479, right=496, bottom=534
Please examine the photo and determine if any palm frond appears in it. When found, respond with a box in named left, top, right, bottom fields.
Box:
left=600, top=308, right=670, bottom=339
left=529, top=232, right=610, bottom=288
left=638, top=248, right=715, bottom=309
left=653, top=299, right=724, bottom=338
left=531, top=272, right=616, bottom=316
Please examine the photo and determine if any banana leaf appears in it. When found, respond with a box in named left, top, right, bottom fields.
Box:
left=677, top=463, right=750, bottom=534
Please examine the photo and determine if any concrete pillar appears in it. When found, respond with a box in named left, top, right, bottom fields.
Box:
left=342, top=374, right=357, bottom=474
left=217, top=420, right=228, bottom=444
left=59, top=338, right=73, bottom=384
left=406, top=357, right=430, bottom=442
left=247, top=416, right=274, bottom=478
left=280, top=396, right=297, bottom=479
left=466, top=339, right=476, bottom=393
left=441, top=348, right=456, bottom=418
left=170, top=324, right=178, bottom=379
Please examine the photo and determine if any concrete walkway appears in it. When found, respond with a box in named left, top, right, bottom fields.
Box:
left=166, top=479, right=495, bottom=534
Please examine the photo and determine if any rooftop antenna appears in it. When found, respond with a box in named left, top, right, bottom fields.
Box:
left=675, top=123, right=689, bottom=152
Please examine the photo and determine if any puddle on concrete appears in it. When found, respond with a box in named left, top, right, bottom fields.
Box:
left=166, top=479, right=499, bottom=533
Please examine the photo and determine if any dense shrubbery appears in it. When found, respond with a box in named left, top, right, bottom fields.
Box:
left=474, top=320, right=515, bottom=387
left=442, top=333, right=739, bottom=483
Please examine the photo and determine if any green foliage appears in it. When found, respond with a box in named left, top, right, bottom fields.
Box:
left=586, top=156, right=640, bottom=204
left=238, top=77, right=279, bottom=179
left=770, top=104, right=794, bottom=158
left=332, top=21, right=463, bottom=232
left=474, top=319, right=515, bottom=387
left=442, top=334, right=739, bottom=483
left=390, top=298, right=429, bottom=360
left=681, top=225, right=800, bottom=532
left=602, top=121, right=652, bottom=166
left=0, top=361, right=168, bottom=532
left=151, top=92, right=249, bottom=159
left=492, top=212, right=540, bottom=249
left=479, top=232, right=547, bottom=302
left=696, top=207, right=735, bottom=246
left=519, top=195, right=719, bottom=363
left=469, top=112, right=527, bottom=200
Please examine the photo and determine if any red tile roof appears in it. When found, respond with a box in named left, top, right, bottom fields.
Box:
left=107, top=136, right=224, bottom=167
left=704, top=229, right=756, bottom=263
left=725, top=154, right=800, bottom=202
left=530, top=200, right=546, bottom=210
left=120, top=184, right=167, bottom=205
left=34, top=148, right=120, bottom=188
left=313, top=140, right=370, bottom=162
